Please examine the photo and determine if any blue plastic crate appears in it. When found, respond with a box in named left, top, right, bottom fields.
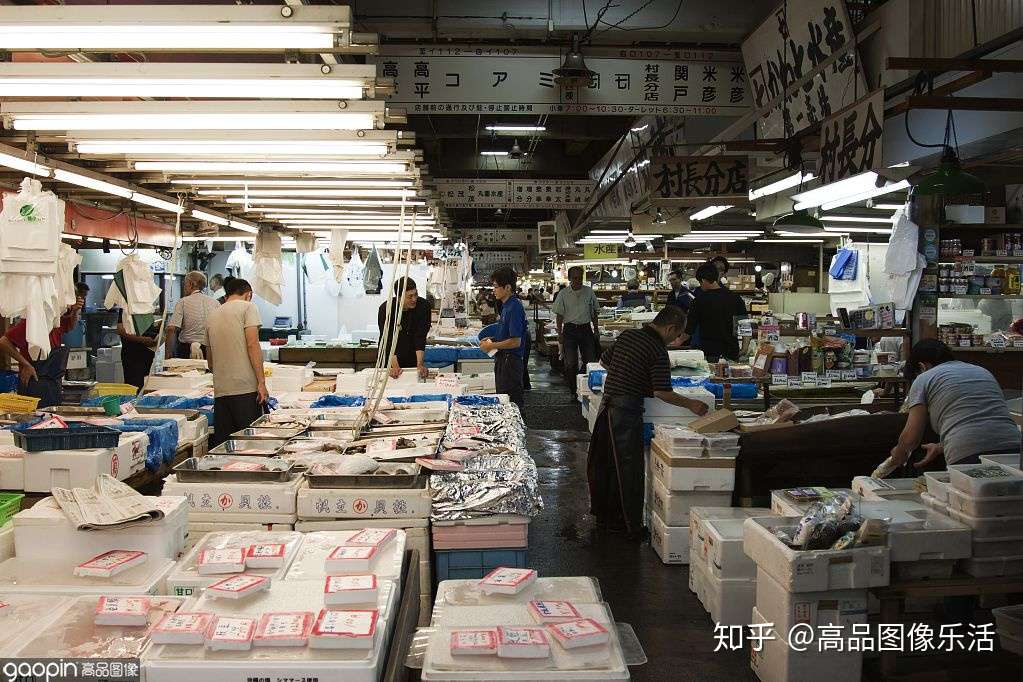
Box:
left=433, top=547, right=528, bottom=585
left=0, top=371, right=17, bottom=394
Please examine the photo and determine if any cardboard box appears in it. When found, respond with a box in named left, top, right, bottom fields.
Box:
left=22, top=432, right=148, bottom=492
left=650, top=441, right=736, bottom=492
left=651, top=477, right=731, bottom=526
left=743, top=516, right=890, bottom=593
left=296, top=482, right=432, bottom=520
left=650, top=511, right=689, bottom=565
left=687, top=409, right=739, bottom=434
left=162, top=474, right=302, bottom=516
left=750, top=606, right=862, bottom=682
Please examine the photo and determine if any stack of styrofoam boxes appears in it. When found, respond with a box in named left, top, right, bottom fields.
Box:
left=162, top=473, right=302, bottom=543
left=264, top=362, right=314, bottom=394
left=93, top=346, right=123, bottom=384
left=743, top=515, right=891, bottom=682
left=461, top=372, right=496, bottom=394
left=852, top=476, right=922, bottom=503
left=296, top=479, right=432, bottom=613
left=648, top=425, right=736, bottom=564
left=698, top=518, right=758, bottom=626
left=944, top=463, right=1023, bottom=578
left=142, top=371, right=214, bottom=394
left=15, top=430, right=150, bottom=493
left=688, top=507, right=774, bottom=619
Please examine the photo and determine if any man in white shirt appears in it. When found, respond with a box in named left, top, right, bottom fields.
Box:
left=552, top=266, right=601, bottom=397
left=166, top=270, right=220, bottom=359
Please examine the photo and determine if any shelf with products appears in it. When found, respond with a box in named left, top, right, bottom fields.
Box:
left=939, top=256, right=1023, bottom=264
left=937, top=294, right=1023, bottom=300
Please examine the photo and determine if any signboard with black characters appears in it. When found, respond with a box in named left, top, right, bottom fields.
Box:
left=816, top=89, right=884, bottom=185
left=647, top=156, right=749, bottom=206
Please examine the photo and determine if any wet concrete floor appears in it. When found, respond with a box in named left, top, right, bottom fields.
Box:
left=522, top=361, right=755, bottom=682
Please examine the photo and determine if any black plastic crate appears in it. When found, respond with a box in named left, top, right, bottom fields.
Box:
left=13, top=422, right=121, bottom=452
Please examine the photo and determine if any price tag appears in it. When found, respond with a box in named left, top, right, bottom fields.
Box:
left=826, top=370, right=842, bottom=380
left=980, top=288, right=992, bottom=295
left=787, top=377, right=803, bottom=388
left=1014, top=339, right=1023, bottom=348
left=816, top=376, right=833, bottom=388
left=996, top=249, right=1008, bottom=257
left=771, top=374, right=788, bottom=386
left=435, top=373, right=460, bottom=392
left=841, top=370, right=858, bottom=381
left=801, top=372, right=818, bottom=383
left=823, top=327, right=837, bottom=336
left=962, top=249, right=975, bottom=257
left=991, top=336, right=1007, bottom=349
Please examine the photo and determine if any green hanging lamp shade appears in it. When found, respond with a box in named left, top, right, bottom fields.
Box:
left=773, top=209, right=824, bottom=233
left=914, top=147, right=985, bottom=197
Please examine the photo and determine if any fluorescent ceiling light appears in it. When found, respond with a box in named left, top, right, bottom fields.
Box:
left=757, top=239, right=824, bottom=243
left=793, top=173, right=910, bottom=212
left=197, top=189, right=415, bottom=198
left=871, top=203, right=903, bottom=210
left=76, top=141, right=389, bottom=157
left=131, top=192, right=183, bottom=214
left=260, top=210, right=432, bottom=218
left=689, top=205, right=732, bottom=220
left=591, top=230, right=629, bottom=234
left=822, top=226, right=892, bottom=234
left=182, top=236, right=257, bottom=242
left=480, top=151, right=509, bottom=156
left=776, top=231, right=836, bottom=237
left=191, top=209, right=230, bottom=227
left=821, top=215, right=895, bottom=223
left=133, top=161, right=408, bottom=174
left=229, top=220, right=259, bottom=234
left=53, top=168, right=132, bottom=198
left=171, top=178, right=414, bottom=188
left=819, top=180, right=910, bottom=211
left=748, top=171, right=815, bottom=200
left=485, top=125, right=545, bottom=132
left=225, top=198, right=425, bottom=207
left=0, top=150, right=50, bottom=177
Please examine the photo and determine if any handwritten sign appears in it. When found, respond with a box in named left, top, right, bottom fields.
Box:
left=841, top=370, right=858, bottom=380
left=816, top=376, right=833, bottom=388
left=787, top=377, right=803, bottom=388
left=801, top=372, right=818, bottom=383
left=817, top=89, right=884, bottom=185
left=826, top=370, right=842, bottom=379
left=435, top=373, right=460, bottom=392
left=648, top=156, right=749, bottom=206
left=771, top=374, right=788, bottom=386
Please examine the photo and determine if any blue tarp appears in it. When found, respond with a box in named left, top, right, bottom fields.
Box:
left=310, top=395, right=365, bottom=408
left=588, top=370, right=607, bottom=391
left=457, top=348, right=490, bottom=361
left=110, top=418, right=177, bottom=471
left=80, top=395, right=135, bottom=407
left=424, top=346, right=459, bottom=365
left=455, top=395, right=500, bottom=406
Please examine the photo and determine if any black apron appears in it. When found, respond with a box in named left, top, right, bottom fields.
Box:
left=20, top=346, right=68, bottom=408
left=587, top=394, right=645, bottom=533
left=494, top=350, right=524, bottom=408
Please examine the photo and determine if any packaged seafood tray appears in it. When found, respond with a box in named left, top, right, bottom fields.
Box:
left=230, top=426, right=307, bottom=440
left=305, top=462, right=423, bottom=489
left=208, top=439, right=289, bottom=457
left=173, top=457, right=294, bottom=483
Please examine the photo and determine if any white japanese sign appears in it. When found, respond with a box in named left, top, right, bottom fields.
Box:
left=473, top=251, right=527, bottom=281
left=435, top=179, right=594, bottom=209
left=742, top=0, right=865, bottom=138
left=464, top=229, right=535, bottom=247
left=376, top=45, right=750, bottom=116
left=816, top=89, right=884, bottom=185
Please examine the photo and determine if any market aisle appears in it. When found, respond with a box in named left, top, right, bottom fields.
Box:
left=522, top=360, right=755, bottom=682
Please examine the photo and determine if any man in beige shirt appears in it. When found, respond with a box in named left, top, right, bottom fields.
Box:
left=204, top=277, right=267, bottom=446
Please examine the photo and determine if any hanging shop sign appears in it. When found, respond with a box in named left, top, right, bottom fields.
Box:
left=435, top=179, right=594, bottom=209
left=647, top=156, right=749, bottom=206
left=464, top=229, right=535, bottom=247
left=537, top=220, right=557, bottom=254
left=584, top=243, right=622, bottom=260
left=816, top=89, right=884, bottom=185
left=741, top=0, right=865, bottom=138
left=473, top=250, right=527, bottom=281
left=375, top=45, right=750, bottom=116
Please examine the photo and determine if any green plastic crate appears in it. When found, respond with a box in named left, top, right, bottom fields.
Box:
left=0, top=493, right=24, bottom=527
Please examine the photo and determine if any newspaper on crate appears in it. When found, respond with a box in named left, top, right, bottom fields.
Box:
left=52, top=474, right=163, bottom=530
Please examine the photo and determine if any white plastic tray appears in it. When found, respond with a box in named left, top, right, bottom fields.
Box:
left=433, top=578, right=602, bottom=609
left=283, top=530, right=406, bottom=583
left=949, top=463, right=1023, bottom=498
left=961, top=554, right=1023, bottom=578
left=924, top=471, right=952, bottom=504
left=947, top=486, right=1023, bottom=518
left=0, top=594, right=74, bottom=655
left=947, top=507, right=1023, bottom=539
left=0, top=558, right=173, bottom=596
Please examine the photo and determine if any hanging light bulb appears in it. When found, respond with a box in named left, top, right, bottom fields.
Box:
left=624, top=233, right=637, bottom=247
left=653, top=208, right=667, bottom=225
left=554, top=34, right=596, bottom=88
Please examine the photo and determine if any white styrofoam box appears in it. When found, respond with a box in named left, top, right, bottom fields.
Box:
left=743, top=516, right=890, bottom=593
left=0, top=557, right=173, bottom=596
left=962, top=555, right=1023, bottom=578
left=295, top=517, right=429, bottom=530
left=702, top=568, right=755, bottom=626
left=688, top=550, right=701, bottom=593
left=924, top=471, right=952, bottom=504
left=642, top=387, right=715, bottom=418
left=949, top=462, right=1023, bottom=498
left=283, top=530, right=406, bottom=583
left=750, top=606, right=862, bottom=682
left=185, top=523, right=294, bottom=552
left=981, top=453, right=1022, bottom=470
left=146, top=579, right=398, bottom=682
left=920, top=492, right=948, bottom=515
left=852, top=476, right=921, bottom=502
left=947, top=487, right=1023, bottom=518
left=754, top=567, right=868, bottom=632
left=651, top=477, right=731, bottom=526
left=769, top=488, right=855, bottom=517
left=576, top=373, right=592, bottom=397
left=650, top=443, right=736, bottom=492
left=14, top=495, right=187, bottom=563
left=162, top=474, right=302, bottom=516
left=703, top=518, right=755, bottom=580
left=689, top=507, right=775, bottom=561
left=888, top=509, right=971, bottom=562
left=0, top=452, right=24, bottom=490
left=0, top=595, right=75, bottom=656
left=296, top=482, right=432, bottom=520
left=650, top=511, right=689, bottom=565
left=166, top=530, right=302, bottom=597
left=433, top=578, right=602, bottom=610
left=973, top=535, right=1023, bottom=558
left=143, top=373, right=213, bottom=393
left=22, top=431, right=148, bottom=492
left=893, top=559, right=955, bottom=581
left=586, top=397, right=599, bottom=433
left=947, top=507, right=1023, bottom=539
left=0, top=523, right=12, bottom=563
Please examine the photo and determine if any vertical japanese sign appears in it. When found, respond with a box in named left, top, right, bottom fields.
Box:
left=816, top=89, right=884, bottom=185
left=647, top=156, right=749, bottom=206
left=376, top=46, right=750, bottom=116
left=741, top=0, right=865, bottom=138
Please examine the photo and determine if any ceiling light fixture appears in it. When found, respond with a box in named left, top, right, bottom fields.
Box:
left=75, top=141, right=389, bottom=157
left=554, top=34, right=596, bottom=88
left=53, top=168, right=132, bottom=198
left=757, top=239, right=825, bottom=243
left=792, top=171, right=910, bottom=211
left=197, top=189, right=416, bottom=199
left=171, top=178, right=414, bottom=188
left=0, top=150, right=51, bottom=177
left=131, top=192, right=183, bottom=214
left=224, top=198, right=425, bottom=207
left=485, top=125, right=546, bottom=132
left=773, top=209, right=824, bottom=234
left=689, top=205, right=732, bottom=220
left=822, top=215, right=896, bottom=223
left=133, top=161, right=408, bottom=174
left=480, top=151, right=509, bottom=156
left=190, top=209, right=230, bottom=226
left=822, top=226, right=893, bottom=234
left=748, top=171, right=815, bottom=200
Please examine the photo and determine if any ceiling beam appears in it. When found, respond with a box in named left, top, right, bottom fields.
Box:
left=887, top=57, right=1023, bottom=73
left=906, top=96, right=1023, bottom=111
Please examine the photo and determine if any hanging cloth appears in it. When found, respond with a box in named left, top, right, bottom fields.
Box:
left=342, top=244, right=366, bottom=298
left=103, top=254, right=162, bottom=335
left=251, top=230, right=283, bottom=306
left=295, top=232, right=317, bottom=254
left=829, top=247, right=859, bottom=281
left=364, top=245, right=383, bottom=294
left=329, top=229, right=348, bottom=283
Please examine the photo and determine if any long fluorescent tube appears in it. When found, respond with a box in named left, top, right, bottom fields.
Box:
left=793, top=173, right=910, bottom=211
left=261, top=210, right=433, bottom=218
left=480, top=151, right=509, bottom=156
left=757, top=239, right=824, bottom=243
left=689, top=205, right=732, bottom=220
left=191, top=209, right=230, bottom=226
left=131, top=192, right=183, bottom=214
left=590, top=230, right=630, bottom=234
left=820, top=181, right=910, bottom=211
left=871, top=203, right=904, bottom=210
left=76, top=141, right=388, bottom=157
left=13, top=113, right=377, bottom=131
left=748, top=171, right=815, bottom=200
left=134, top=161, right=408, bottom=174
left=485, top=125, right=546, bottom=132
left=198, top=189, right=415, bottom=198
left=776, top=231, right=836, bottom=237
left=0, top=150, right=50, bottom=177
left=822, top=226, right=893, bottom=234
left=171, top=178, right=414, bottom=188
left=53, top=168, right=132, bottom=198
left=182, top=236, right=257, bottom=242
left=821, top=215, right=895, bottom=223
left=229, top=220, right=259, bottom=234
left=225, top=198, right=425, bottom=207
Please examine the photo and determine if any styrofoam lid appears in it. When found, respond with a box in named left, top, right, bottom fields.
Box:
left=15, top=495, right=186, bottom=527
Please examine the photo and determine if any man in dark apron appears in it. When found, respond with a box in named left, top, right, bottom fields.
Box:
left=0, top=282, right=88, bottom=408
left=587, top=305, right=708, bottom=537
left=479, top=267, right=528, bottom=410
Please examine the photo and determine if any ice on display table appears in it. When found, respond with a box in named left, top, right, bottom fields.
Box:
left=152, top=612, right=215, bottom=645
left=94, top=596, right=150, bottom=626
left=168, top=531, right=303, bottom=597
left=546, top=618, right=610, bottom=649
left=253, top=611, right=314, bottom=647
left=74, top=550, right=147, bottom=578
left=527, top=600, right=582, bottom=624
left=434, top=577, right=602, bottom=608
left=346, top=528, right=396, bottom=548
left=451, top=629, right=498, bottom=656
left=308, top=609, right=377, bottom=650
left=326, top=546, right=377, bottom=573
left=207, top=574, right=271, bottom=600
left=496, top=626, right=550, bottom=659
left=205, top=616, right=256, bottom=651
left=246, top=543, right=286, bottom=569
left=197, top=548, right=246, bottom=575
left=324, top=575, right=378, bottom=606
left=284, top=530, right=405, bottom=583
left=478, top=567, right=537, bottom=595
